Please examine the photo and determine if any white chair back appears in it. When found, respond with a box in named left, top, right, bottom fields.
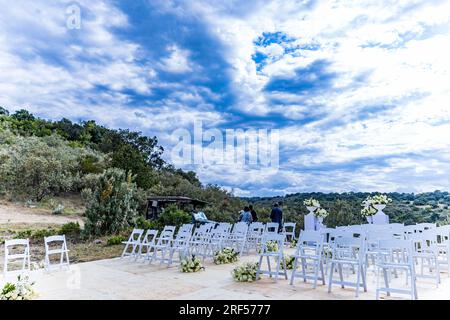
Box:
left=44, top=234, right=70, bottom=270
left=3, top=239, right=31, bottom=276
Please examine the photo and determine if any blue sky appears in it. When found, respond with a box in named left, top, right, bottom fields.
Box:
left=0, top=0, right=449, bottom=196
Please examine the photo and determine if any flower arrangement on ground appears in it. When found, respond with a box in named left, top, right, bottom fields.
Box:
left=0, top=275, right=37, bottom=300
left=290, top=239, right=297, bottom=248
left=322, top=247, right=333, bottom=259
left=232, top=262, right=260, bottom=282
left=281, top=256, right=296, bottom=270
left=180, top=255, right=204, bottom=273
left=303, top=198, right=320, bottom=207
left=214, top=247, right=239, bottom=265
left=258, top=240, right=279, bottom=253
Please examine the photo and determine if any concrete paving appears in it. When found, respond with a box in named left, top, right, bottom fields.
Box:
left=1, top=253, right=449, bottom=300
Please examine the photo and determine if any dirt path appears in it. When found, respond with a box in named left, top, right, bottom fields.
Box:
left=0, top=203, right=83, bottom=226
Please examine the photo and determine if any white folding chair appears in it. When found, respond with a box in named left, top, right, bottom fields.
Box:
left=328, top=236, right=367, bottom=297
left=227, top=222, right=249, bottom=256
left=3, top=239, right=31, bottom=276
left=375, top=239, right=417, bottom=300
left=436, top=225, right=450, bottom=276
left=265, top=222, right=280, bottom=234
left=138, top=229, right=158, bottom=261
left=245, top=222, right=265, bottom=253
left=282, top=222, right=296, bottom=244
left=256, top=233, right=288, bottom=282
left=150, top=226, right=176, bottom=265
left=44, top=235, right=70, bottom=271
left=189, top=223, right=214, bottom=260
left=121, top=228, right=144, bottom=258
left=167, top=226, right=193, bottom=265
left=290, top=230, right=325, bottom=288
left=408, top=231, right=440, bottom=286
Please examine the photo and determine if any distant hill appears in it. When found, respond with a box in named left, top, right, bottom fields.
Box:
left=243, top=191, right=450, bottom=228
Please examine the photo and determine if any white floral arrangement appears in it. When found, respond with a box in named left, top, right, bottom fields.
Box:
left=314, top=208, right=328, bottom=218
left=281, top=256, right=296, bottom=270
left=363, top=194, right=392, bottom=206
left=322, top=247, right=333, bottom=259
left=258, top=240, right=279, bottom=253
left=232, top=262, right=260, bottom=282
left=0, top=275, right=37, bottom=300
left=213, top=247, right=239, bottom=265
left=289, top=239, right=297, bottom=248
left=303, top=198, right=320, bottom=207
left=180, top=255, right=204, bottom=273
left=361, top=206, right=377, bottom=217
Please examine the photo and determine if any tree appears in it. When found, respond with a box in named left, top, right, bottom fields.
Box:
left=11, top=109, right=35, bottom=121
left=82, top=168, right=139, bottom=236
left=0, top=106, right=9, bottom=116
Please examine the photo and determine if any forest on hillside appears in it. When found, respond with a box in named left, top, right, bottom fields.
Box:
left=0, top=106, right=243, bottom=235
left=246, top=191, right=450, bottom=228
left=1, top=106, right=449, bottom=234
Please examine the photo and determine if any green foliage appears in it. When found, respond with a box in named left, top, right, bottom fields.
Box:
left=232, top=262, right=260, bottom=282
left=180, top=255, right=204, bottom=272
left=281, top=256, right=296, bottom=270
left=0, top=131, right=107, bottom=201
left=82, top=168, right=139, bottom=236
left=59, top=222, right=81, bottom=238
left=157, top=204, right=191, bottom=228
left=213, top=247, right=239, bottom=265
left=14, top=228, right=58, bottom=240
left=106, top=235, right=126, bottom=246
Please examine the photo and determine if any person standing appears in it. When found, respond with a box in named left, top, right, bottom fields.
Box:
left=238, top=206, right=253, bottom=224
left=249, top=205, right=258, bottom=222
left=270, top=202, right=283, bottom=232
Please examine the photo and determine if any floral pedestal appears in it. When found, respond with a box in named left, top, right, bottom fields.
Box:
left=366, top=215, right=374, bottom=224
left=304, top=206, right=318, bottom=231
left=372, top=204, right=389, bottom=225
left=314, top=216, right=325, bottom=231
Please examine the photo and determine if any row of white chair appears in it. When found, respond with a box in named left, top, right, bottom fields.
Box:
left=121, top=221, right=298, bottom=265
left=255, top=224, right=450, bottom=300
left=2, top=235, right=70, bottom=276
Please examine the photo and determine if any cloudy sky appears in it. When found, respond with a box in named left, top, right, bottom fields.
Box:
left=1, top=0, right=449, bottom=196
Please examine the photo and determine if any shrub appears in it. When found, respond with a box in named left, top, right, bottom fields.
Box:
left=106, top=235, right=126, bottom=246
left=158, top=204, right=191, bottom=228
left=59, top=222, right=81, bottom=238
left=52, top=204, right=65, bottom=215
left=82, top=168, right=139, bottom=236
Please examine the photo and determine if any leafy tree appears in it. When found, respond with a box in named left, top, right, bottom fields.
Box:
left=82, top=168, right=139, bottom=236
left=11, top=109, right=35, bottom=121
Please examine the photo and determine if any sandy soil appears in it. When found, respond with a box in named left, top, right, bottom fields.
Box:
left=0, top=203, right=83, bottom=226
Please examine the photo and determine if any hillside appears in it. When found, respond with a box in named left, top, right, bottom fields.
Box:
left=246, top=191, right=450, bottom=228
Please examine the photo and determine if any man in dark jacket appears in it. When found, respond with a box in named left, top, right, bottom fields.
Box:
left=249, top=205, right=258, bottom=222
left=270, top=202, right=283, bottom=232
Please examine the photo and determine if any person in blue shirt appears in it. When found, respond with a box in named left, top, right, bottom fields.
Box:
left=238, top=206, right=253, bottom=224
left=270, top=202, right=283, bottom=232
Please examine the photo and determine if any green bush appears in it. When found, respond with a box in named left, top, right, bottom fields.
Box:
left=59, top=222, right=81, bottom=238
left=82, top=168, right=139, bottom=236
left=106, top=235, right=126, bottom=246
left=157, top=204, right=191, bottom=228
